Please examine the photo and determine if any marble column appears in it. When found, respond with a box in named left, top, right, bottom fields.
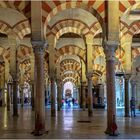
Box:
left=85, top=34, right=94, bottom=117
left=32, top=41, right=46, bottom=135
left=0, top=68, right=5, bottom=107
left=8, top=33, right=19, bottom=117
left=48, top=45, right=56, bottom=116
left=82, top=85, right=86, bottom=111
left=124, top=74, right=131, bottom=117
left=7, top=82, right=12, bottom=111
left=78, top=86, right=82, bottom=108
left=57, top=79, right=62, bottom=111
left=131, top=80, right=136, bottom=98
left=50, top=76, right=56, bottom=116
left=12, top=79, right=18, bottom=116
left=99, top=84, right=104, bottom=105
left=104, top=42, right=119, bottom=135
left=10, top=84, right=13, bottom=104
left=86, top=72, right=93, bottom=117
left=31, top=81, right=35, bottom=111
left=30, top=52, right=35, bottom=111
left=20, top=86, right=24, bottom=108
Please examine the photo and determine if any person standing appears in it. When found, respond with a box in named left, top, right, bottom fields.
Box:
left=130, top=97, right=136, bottom=117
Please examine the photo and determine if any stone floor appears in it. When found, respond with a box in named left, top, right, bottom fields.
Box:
left=0, top=106, right=140, bottom=139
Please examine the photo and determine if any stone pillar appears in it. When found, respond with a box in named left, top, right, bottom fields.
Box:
left=12, top=79, right=18, bottom=116
left=32, top=41, right=46, bottom=135
left=30, top=81, right=35, bottom=111
left=86, top=72, right=93, bottom=117
left=78, top=86, right=82, bottom=108
left=85, top=33, right=94, bottom=117
left=8, top=33, right=19, bottom=117
left=50, top=75, right=56, bottom=116
left=2, top=88, right=6, bottom=107
left=99, top=84, right=104, bottom=105
left=57, top=79, right=62, bottom=111
left=7, top=82, right=12, bottom=111
left=104, top=42, right=119, bottom=135
left=82, top=84, right=86, bottom=111
left=30, top=52, right=35, bottom=111
left=49, top=45, right=56, bottom=116
left=1, top=71, right=5, bottom=107
left=10, top=84, right=13, bottom=104
left=131, top=80, right=136, bottom=98
left=124, top=74, right=131, bottom=117
left=20, top=86, right=24, bottom=108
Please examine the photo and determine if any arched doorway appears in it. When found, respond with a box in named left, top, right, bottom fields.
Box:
left=63, top=81, right=79, bottom=109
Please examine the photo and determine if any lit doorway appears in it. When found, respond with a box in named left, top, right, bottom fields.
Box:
left=63, top=82, right=79, bottom=109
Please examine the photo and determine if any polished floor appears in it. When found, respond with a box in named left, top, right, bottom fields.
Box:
left=0, top=106, right=140, bottom=139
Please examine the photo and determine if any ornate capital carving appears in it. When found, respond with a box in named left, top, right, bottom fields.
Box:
left=86, top=72, right=93, bottom=79
left=103, top=41, right=118, bottom=61
left=31, top=40, right=48, bottom=54
left=124, top=74, right=131, bottom=81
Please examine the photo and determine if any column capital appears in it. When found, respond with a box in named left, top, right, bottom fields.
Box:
left=31, top=40, right=48, bottom=54
left=103, top=41, right=118, bottom=61
left=81, top=81, right=87, bottom=85
left=124, top=74, right=131, bottom=81
left=86, top=72, right=93, bottom=79
left=12, top=79, right=18, bottom=82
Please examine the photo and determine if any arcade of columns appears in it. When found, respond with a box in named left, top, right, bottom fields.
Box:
left=0, top=0, right=140, bottom=136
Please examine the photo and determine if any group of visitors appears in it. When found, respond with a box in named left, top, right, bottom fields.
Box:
left=61, top=97, right=78, bottom=107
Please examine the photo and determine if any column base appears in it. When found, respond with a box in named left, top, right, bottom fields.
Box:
left=13, top=113, right=19, bottom=117
left=124, top=114, right=130, bottom=117
left=105, top=127, right=119, bottom=136
left=88, top=110, right=93, bottom=117
left=82, top=104, right=86, bottom=111
left=51, top=110, right=56, bottom=117
left=7, top=107, right=10, bottom=111
left=31, top=130, right=49, bottom=136
left=57, top=106, right=61, bottom=111
left=109, top=131, right=119, bottom=136
left=31, top=104, right=34, bottom=111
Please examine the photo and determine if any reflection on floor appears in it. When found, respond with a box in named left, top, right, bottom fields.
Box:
left=0, top=106, right=140, bottom=139
left=47, top=102, right=79, bottom=110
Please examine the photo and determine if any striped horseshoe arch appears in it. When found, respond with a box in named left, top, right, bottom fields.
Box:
left=55, top=45, right=86, bottom=63
left=46, top=19, right=89, bottom=37
left=43, top=1, right=105, bottom=35
left=0, top=1, right=31, bottom=20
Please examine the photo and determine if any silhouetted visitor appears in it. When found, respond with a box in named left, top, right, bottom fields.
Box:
left=130, top=97, right=136, bottom=117
left=62, top=98, right=64, bottom=106
left=72, top=98, right=75, bottom=105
